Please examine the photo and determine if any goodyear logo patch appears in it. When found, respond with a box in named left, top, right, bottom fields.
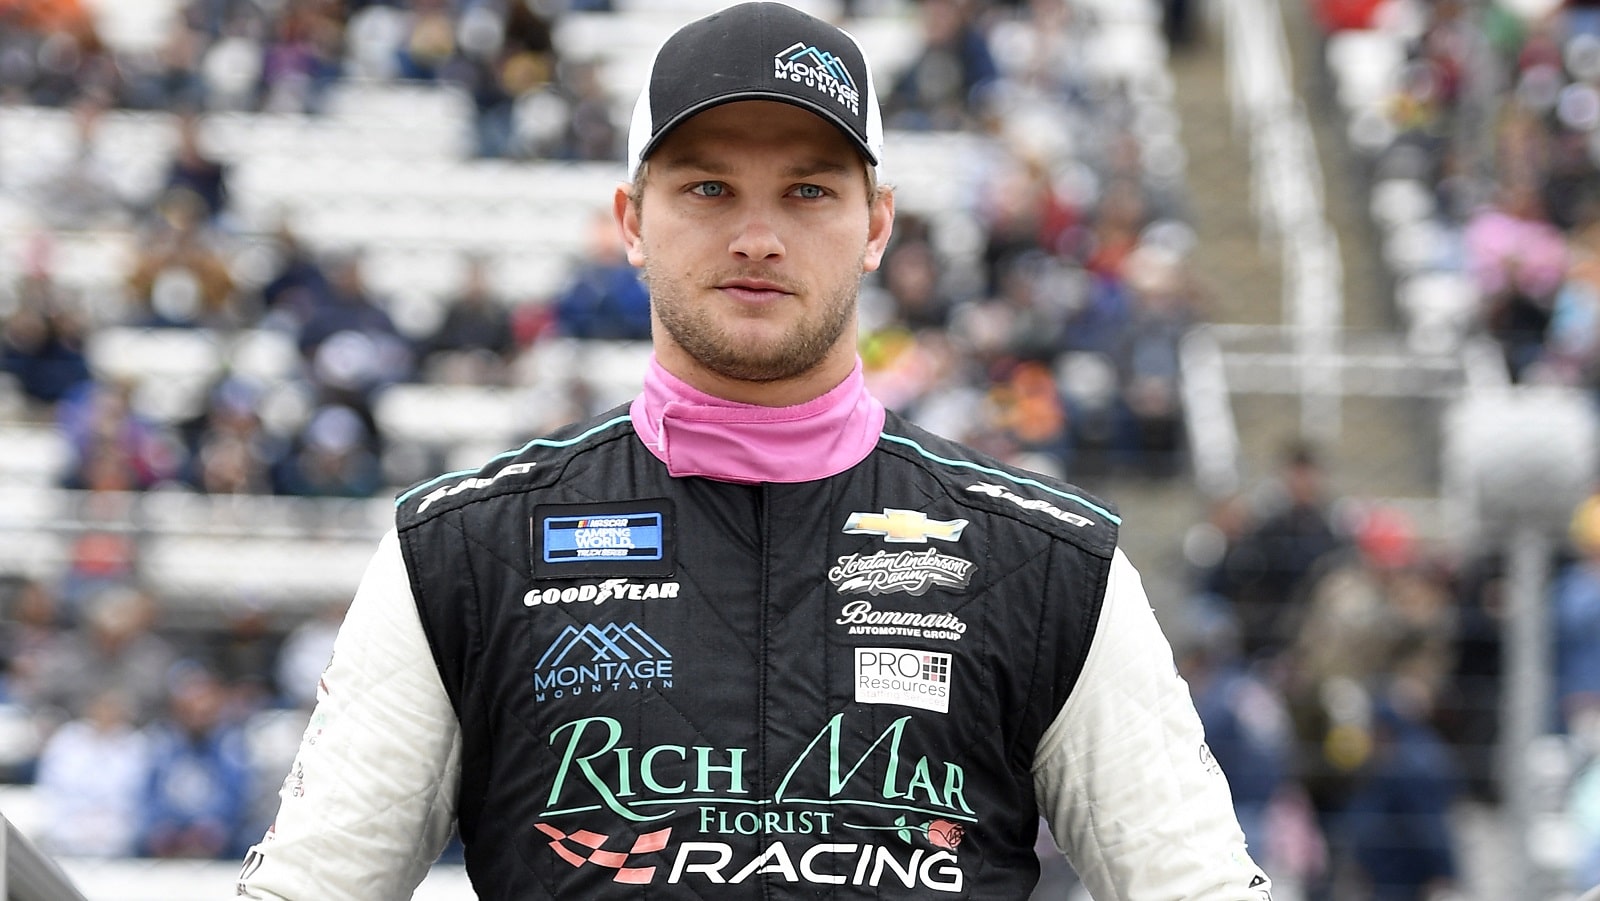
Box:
left=533, top=500, right=675, bottom=579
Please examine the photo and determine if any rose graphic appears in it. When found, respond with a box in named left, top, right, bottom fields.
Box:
left=843, top=815, right=967, bottom=849
left=926, top=819, right=964, bottom=849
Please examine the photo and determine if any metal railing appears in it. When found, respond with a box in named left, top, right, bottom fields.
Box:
left=0, top=815, right=88, bottom=901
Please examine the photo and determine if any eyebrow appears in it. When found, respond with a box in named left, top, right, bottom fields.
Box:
left=655, top=153, right=856, bottom=181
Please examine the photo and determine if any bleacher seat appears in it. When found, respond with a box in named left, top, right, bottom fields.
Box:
left=374, top=383, right=534, bottom=449
left=0, top=426, right=72, bottom=484
left=86, top=327, right=226, bottom=421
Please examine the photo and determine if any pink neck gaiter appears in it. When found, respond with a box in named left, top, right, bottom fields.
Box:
left=629, top=357, right=886, bottom=484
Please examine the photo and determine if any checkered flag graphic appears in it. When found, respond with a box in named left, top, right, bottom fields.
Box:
left=535, top=823, right=672, bottom=884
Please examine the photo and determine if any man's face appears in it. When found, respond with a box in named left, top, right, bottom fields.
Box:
left=617, top=101, right=893, bottom=399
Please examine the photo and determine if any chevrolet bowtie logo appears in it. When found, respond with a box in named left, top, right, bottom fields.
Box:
left=843, top=509, right=969, bottom=543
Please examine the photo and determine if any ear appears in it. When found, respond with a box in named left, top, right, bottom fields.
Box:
left=861, top=186, right=895, bottom=274
left=614, top=184, right=646, bottom=268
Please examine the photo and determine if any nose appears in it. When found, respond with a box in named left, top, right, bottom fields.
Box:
left=728, top=207, right=784, bottom=261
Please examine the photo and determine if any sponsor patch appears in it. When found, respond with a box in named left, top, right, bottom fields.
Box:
left=836, top=600, right=966, bottom=641
left=533, top=500, right=674, bottom=579
left=524, top=580, right=681, bottom=607
left=854, top=648, right=952, bottom=714
left=414, top=461, right=538, bottom=514
left=829, top=549, right=973, bottom=596
left=533, top=623, right=673, bottom=701
left=843, top=509, right=967, bottom=544
left=535, top=712, right=974, bottom=892
left=966, top=483, right=1093, bottom=527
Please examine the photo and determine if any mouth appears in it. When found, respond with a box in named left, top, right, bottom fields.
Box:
left=717, top=278, right=794, bottom=304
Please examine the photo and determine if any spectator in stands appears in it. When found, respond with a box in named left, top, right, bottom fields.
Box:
left=551, top=210, right=652, bottom=340
left=0, top=577, right=65, bottom=704
left=1556, top=492, right=1600, bottom=735
left=163, top=112, right=229, bottom=221
left=1085, top=176, right=1155, bottom=282
left=297, top=254, right=414, bottom=419
left=395, top=0, right=457, bottom=81
left=419, top=256, right=517, bottom=384
left=183, top=378, right=285, bottom=496
left=877, top=221, right=955, bottom=332
left=209, top=602, right=283, bottom=718
left=1438, top=548, right=1504, bottom=803
left=0, top=273, right=92, bottom=406
left=435, top=3, right=517, bottom=157
left=557, top=59, right=623, bottom=162
left=1464, top=180, right=1567, bottom=379
left=126, top=187, right=239, bottom=327
left=982, top=359, right=1072, bottom=473
left=274, top=403, right=382, bottom=498
left=978, top=148, right=1081, bottom=297
left=34, top=687, right=150, bottom=858
left=58, top=455, right=147, bottom=613
left=1115, top=240, right=1196, bottom=475
left=989, top=0, right=1092, bottom=105
left=31, top=584, right=176, bottom=727
left=884, top=0, right=1000, bottom=131
left=1175, top=598, right=1294, bottom=863
left=260, top=0, right=343, bottom=113
left=1221, top=440, right=1345, bottom=660
left=139, top=663, right=254, bottom=859
left=1340, top=679, right=1461, bottom=901
left=0, top=0, right=119, bottom=106
left=1283, top=505, right=1462, bottom=899
left=56, top=379, right=182, bottom=492
left=259, top=223, right=332, bottom=328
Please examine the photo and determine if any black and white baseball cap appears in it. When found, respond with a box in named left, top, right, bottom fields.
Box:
left=626, top=1, right=884, bottom=180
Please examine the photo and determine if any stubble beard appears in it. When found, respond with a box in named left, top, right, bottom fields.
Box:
left=644, top=260, right=862, bottom=384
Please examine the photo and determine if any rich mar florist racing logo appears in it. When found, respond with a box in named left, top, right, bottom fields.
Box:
left=533, top=623, right=672, bottom=700
left=535, top=713, right=973, bottom=891
left=775, top=42, right=860, bottom=115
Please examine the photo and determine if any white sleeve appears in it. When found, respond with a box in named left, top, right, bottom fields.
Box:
left=1033, top=548, right=1271, bottom=901
left=236, top=528, right=462, bottom=901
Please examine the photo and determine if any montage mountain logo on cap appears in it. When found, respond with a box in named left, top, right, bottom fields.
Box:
left=774, top=40, right=861, bottom=115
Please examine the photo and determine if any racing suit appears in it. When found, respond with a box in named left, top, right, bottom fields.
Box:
left=237, top=358, right=1271, bottom=900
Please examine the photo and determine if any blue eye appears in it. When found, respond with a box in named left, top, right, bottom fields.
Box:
left=691, top=182, right=726, bottom=197
left=794, top=184, right=825, bottom=199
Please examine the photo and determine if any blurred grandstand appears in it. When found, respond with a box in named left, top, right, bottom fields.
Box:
left=2, top=0, right=1600, bottom=898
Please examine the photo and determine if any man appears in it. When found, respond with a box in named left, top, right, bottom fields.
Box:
left=236, top=4, right=1271, bottom=898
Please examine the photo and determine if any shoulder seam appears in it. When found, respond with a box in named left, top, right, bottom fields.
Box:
left=878, top=431, right=1122, bottom=525
left=394, top=414, right=633, bottom=510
